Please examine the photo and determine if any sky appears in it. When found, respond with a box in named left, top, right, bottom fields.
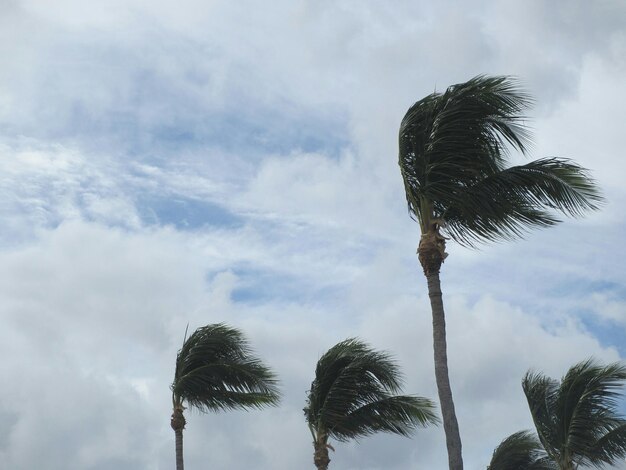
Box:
left=1, top=0, right=626, bottom=469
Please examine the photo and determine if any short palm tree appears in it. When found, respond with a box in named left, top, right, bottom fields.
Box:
left=522, top=359, right=626, bottom=470
left=303, top=338, right=439, bottom=469
left=488, top=431, right=555, bottom=470
left=170, top=323, right=280, bottom=470
left=398, top=75, right=603, bottom=469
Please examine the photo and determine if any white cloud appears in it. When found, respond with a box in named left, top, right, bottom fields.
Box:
left=585, top=292, right=626, bottom=328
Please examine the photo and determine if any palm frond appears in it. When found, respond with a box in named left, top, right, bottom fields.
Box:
left=442, top=158, right=602, bottom=245
left=331, top=395, right=439, bottom=441
left=587, top=423, right=626, bottom=468
left=304, top=338, right=438, bottom=442
left=172, top=323, right=280, bottom=412
left=522, top=372, right=560, bottom=460
left=488, top=431, right=556, bottom=470
left=400, top=75, right=532, bottom=173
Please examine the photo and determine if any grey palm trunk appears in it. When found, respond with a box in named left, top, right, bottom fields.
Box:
left=171, top=406, right=186, bottom=470
left=419, top=229, right=463, bottom=470
left=313, top=433, right=331, bottom=470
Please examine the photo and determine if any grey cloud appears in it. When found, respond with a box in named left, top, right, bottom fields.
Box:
left=482, top=0, right=626, bottom=112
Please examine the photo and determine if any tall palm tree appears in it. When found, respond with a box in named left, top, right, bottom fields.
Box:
left=303, top=338, right=439, bottom=469
left=487, top=431, right=555, bottom=470
left=398, top=75, right=603, bottom=469
left=522, top=359, right=626, bottom=470
left=170, top=323, right=280, bottom=470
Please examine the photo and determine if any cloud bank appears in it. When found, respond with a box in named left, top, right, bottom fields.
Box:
left=1, top=0, right=626, bottom=469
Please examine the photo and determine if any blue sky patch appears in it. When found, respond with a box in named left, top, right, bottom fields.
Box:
left=230, top=266, right=344, bottom=306
left=137, top=195, right=242, bottom=229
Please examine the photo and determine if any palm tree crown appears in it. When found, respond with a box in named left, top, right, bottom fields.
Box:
left=488, top=431, right=555, bottom=470
left=304, top=338, right=438, bottom=469
left=399, top=75, right=602, bottom=248
left=172, top=323, right=280, bottom=412
left=523, top=359, right=626, bottom=469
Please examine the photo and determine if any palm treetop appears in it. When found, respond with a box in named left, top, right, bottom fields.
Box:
left=399, top=75, right=603, bottom=247
left=487, top=431, right=556, bottom=470
left=523, top=358, right=626, bottom=469
left=171, top=323, right=280, bottom=412
left=304, top=338, right=439, bottom=442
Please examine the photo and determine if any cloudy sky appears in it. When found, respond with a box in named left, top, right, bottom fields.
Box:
left=1, top=1, right=626, bottom=469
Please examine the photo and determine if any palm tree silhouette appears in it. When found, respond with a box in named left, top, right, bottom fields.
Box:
left=398, top=75, right=602, bottom=469
left=170, top=323, right=280, bottom=470
left=303, top=338, right=439, bottom=469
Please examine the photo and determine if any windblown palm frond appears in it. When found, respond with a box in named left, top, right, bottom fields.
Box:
left=340, top=395, right=438, bottom=438
left=398, top=75, right=602, bottom=243
left=304, top=338, right=438, bottom=442
left=487, top=431, right=555, bottom=470
left=172, top=323, right=280, bottom=411
left=522, top=359, right=626, bottom=469
left=442, top=158, right=601, bottom=245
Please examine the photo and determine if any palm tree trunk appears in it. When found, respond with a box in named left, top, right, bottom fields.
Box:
left=560, top=456, right=575, bottom=470
left=174, top=428, right=184, bottom=470
left=425, top=271, right=463, bottom=470
left=171, top=407, right=186, bottom=470
left=313, top=439, right=331, bottom=470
